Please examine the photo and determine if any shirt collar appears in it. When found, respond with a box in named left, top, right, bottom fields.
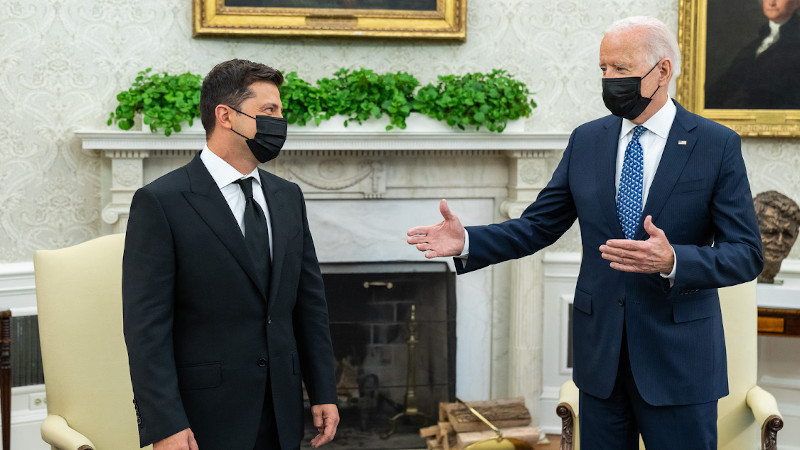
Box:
left=619, top=95, right=676, bottom=141
left=200, top=145, right=261, bottom=189
left=769, top=18, right=789, bottom=29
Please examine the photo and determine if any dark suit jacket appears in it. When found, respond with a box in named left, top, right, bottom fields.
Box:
left=706, top=13, right=800, bottom=109
left=123, top=154, right=337, bottom=449
left=457, top=101, right=762, bottom=406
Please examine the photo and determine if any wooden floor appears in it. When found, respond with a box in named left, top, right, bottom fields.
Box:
left=535, top=434, right=562, bottom=449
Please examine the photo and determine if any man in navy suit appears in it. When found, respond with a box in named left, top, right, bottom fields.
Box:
left=123, top=59, right=339, bottom=450
left=407, top=17, right=763, bottom=450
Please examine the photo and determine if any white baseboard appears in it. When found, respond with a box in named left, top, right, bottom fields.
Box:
left=7, top=385, right=49, bottom=450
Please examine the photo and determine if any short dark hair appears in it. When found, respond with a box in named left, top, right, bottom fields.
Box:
left=200, top=59, right=284, bottom=137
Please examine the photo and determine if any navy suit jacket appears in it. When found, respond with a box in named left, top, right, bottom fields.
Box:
left=123, top=154, right=337, bottom=449
left=457, top=101, right=763, bottom=406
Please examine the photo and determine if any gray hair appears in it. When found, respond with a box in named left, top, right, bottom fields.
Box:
left=605, top=16, right=682, bottom=78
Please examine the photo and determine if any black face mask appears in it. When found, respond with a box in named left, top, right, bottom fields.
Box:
left=602, top=61, right=660, bottom=120
left=228, top=106, right=287, bottom=163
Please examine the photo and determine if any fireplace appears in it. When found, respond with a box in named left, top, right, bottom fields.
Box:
left=79, top=127, right=569, bottom=437
left=301, top=263, right=455, bottom=448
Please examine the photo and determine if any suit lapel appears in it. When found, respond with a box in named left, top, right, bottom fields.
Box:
left=635, top=103, right=698, bottom=240
left=259, top=170, right=288, bottom=311
left=598, top=116, right=626, bottom=238
left=182, top=155, right=267, bottom=297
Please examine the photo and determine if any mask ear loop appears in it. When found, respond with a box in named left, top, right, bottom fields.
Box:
left=641, top=59, right=663, bottom=100
left=227, top=105, right=256, bottom=120
left=225, top=105, right=256, bottom=140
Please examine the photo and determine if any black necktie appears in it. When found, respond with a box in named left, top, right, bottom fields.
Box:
left=234, top=177, right=271, bottom=291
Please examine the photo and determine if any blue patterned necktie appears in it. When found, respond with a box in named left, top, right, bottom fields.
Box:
left=617, top=125, right=647, bottom=240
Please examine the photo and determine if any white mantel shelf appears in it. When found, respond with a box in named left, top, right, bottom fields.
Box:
left=76, top=129, right=571, bottom=152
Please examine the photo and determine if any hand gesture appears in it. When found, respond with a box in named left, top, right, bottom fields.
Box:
left=310, top=404, right=339, bottom=447
left=600, top=215, right=675, bottom=274
left=406, top=199, right=466, bottom=258
left=153, top=428, right=199, bottom=450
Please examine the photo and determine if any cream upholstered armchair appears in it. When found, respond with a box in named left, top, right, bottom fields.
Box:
left=34, top=234, right=151, bottom=450
left=555, top=280, right=783, bottom=450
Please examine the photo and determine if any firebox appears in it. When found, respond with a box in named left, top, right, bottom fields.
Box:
left=302, top=262, right=456, bottom=449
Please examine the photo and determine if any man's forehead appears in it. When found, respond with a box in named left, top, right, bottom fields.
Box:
left=600, top=32, right=647, bottom=60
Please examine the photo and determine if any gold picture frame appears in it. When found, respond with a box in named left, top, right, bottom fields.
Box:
left=192, top=0, right=466, bottom=41
left=677, top=0, right=800, bottom=137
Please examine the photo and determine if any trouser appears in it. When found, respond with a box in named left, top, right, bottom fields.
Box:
left=254, top=385, right=281, bottom=449
left=579, top=327, right=718, bottom=450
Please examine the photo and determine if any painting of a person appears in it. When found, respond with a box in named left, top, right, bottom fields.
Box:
left=225, top=0, right=436, bottom=11
left=705, top=0, right=800, bottom=109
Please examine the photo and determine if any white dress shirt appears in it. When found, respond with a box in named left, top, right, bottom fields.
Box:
left=615, top=96, right=675, bottom=207
left=200, top=146, right=273, bottom=260
left=617, top=97, right=677, bottom=280
left=461, top=99, right=678, bottom=279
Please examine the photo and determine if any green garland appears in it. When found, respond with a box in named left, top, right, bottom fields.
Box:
left=108, top=67, right=536, bottom=135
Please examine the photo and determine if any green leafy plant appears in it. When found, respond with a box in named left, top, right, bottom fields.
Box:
left=316, top=68, right=420, bottom=130
left=109, top=67, right=536, bottom=135
left=279, top=72, right=328, bottom=127
left=107, top=68, right=203, bottom=136
left=413, top=69, right=537, bottom=132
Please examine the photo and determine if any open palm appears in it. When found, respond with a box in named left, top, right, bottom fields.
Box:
left=406, top=199, right=466, bottom=258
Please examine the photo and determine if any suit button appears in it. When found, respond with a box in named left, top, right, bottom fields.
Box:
left=258, top=358, right=267, bottom=367
left=267, top=315, right=272, bottom=325
left=618, top=298, right=625, bottom=306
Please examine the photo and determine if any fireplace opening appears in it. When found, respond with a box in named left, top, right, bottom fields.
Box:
left=302, top=262, right=456, bottom=449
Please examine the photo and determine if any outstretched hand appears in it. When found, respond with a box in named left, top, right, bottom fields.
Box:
left=600, top=215, right=675, bottom=274
left=406, top=199, right=466, bottom=259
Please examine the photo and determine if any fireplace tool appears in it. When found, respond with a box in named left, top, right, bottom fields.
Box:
left=456, top=398, right=533, bottom=450
left=380, top=304, right=427, bottom=439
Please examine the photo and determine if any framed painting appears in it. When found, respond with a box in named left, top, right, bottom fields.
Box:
left=677, top=0, right=800, bottom=137
left=192, top=0, right=466, bottom=41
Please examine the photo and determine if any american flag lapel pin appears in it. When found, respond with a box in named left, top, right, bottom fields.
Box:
left=678, top=140, right=687, bottom=145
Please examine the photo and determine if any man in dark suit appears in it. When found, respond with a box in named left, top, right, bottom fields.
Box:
left=407, top=17, right=763, bottom=450
left=706, top=0, right=800, bottom=109
left=123, top=59, right=339, bottom=450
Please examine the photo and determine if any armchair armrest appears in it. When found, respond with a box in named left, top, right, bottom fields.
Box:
left=41, top=414, right=96, bottom=450
left=746, top=386, right=784, bottom=450
left=556, top=380, right=579, bottom=450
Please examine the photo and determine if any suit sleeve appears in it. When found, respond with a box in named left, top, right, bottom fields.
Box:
left=292, top=185, right=338, bottom=406
left=672, top=131, right=763, bottom=290
left=456, top=130, right=579, bottom=274
left=122, top=187, right=190, bottom=447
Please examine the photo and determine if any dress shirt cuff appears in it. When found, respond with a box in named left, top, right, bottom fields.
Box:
left=454, top=228, right=469, bottom=269
left=660, top=246, right=677, bottom=287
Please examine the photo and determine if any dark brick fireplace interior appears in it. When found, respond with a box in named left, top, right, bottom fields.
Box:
left=302, top=262, right=456, bottom=449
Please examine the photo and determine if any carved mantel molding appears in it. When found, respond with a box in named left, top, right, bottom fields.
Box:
left=78, top=128, right=570, bottom=232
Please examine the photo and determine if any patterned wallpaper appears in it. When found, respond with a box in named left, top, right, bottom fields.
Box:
left=0, top=0, right=796, bottom=262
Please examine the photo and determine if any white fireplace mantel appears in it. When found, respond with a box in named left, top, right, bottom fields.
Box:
left=77, top=128, right=570, bottom=232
